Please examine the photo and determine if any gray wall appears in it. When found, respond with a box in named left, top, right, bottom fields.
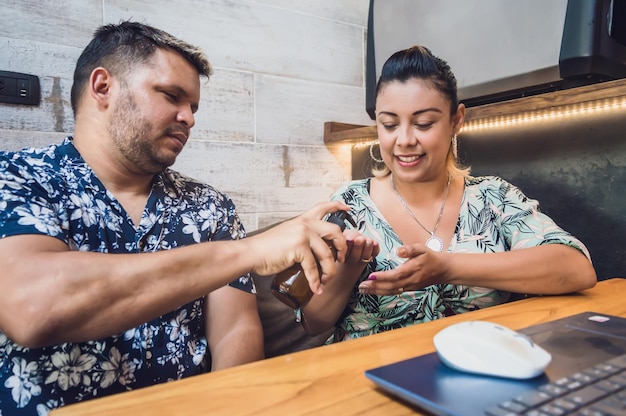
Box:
left=0, top=0, right=371, bottom=230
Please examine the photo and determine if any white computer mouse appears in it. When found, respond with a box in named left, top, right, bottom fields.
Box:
left=433, top=320, right=552, bottom=379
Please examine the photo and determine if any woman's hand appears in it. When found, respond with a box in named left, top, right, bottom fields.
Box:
left=343, top=229, right=380, bottom=267
left=357, top=244, right=449, bottom=295
left=299, top=228, right=381, bottom=336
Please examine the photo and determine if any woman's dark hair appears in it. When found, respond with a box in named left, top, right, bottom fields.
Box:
left=375, top=45, right=459, bottom=117
left=70, top=21, right=212, bottom=116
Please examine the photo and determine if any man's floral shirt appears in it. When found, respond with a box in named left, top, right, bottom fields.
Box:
left=0, top=137, right=254, bottom=415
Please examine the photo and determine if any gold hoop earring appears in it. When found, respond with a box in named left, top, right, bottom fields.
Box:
left=369, top=141, right=384, bottom=164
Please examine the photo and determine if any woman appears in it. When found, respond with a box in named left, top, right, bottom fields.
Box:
left=302, top=45, right=597, bottom=343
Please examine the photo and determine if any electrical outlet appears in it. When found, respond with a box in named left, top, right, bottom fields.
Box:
left=0, top=70, right=40, bottom=106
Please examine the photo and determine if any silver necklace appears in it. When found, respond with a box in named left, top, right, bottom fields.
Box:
left=391, top=174, right=451, bottom=252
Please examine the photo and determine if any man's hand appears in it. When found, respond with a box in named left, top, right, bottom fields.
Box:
left=245, top=201, right=351, bottom=294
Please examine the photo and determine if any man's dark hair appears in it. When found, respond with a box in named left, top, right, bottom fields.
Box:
left=71, top=21, right=212, bottom=116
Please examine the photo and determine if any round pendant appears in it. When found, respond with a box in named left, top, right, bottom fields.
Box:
left=426, top=236, right=444, bottom=252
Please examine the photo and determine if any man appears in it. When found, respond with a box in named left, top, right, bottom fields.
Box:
left=0, top=21, right=349, bottom=414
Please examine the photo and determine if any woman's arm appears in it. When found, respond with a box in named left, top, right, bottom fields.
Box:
left=357, top=243, right=596, bottom=295
left=301, top=230, right=380, bottom=335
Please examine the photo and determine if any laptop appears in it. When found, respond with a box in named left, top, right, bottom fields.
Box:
left=365, top=311, right=626, bottom=416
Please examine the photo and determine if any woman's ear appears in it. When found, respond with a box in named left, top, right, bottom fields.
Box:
left=453, top=103, right=466, bottom=134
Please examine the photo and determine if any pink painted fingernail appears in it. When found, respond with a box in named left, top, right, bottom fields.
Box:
left=368, top=274, right=377, bottom=280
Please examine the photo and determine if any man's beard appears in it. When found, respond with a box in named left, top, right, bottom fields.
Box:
left=107, top=92, right=177, bottom=174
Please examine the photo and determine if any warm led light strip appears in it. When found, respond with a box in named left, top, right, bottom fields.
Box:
left=352, top=139, right=377, bottom=149
left=463, top=96, right=626, bottom=132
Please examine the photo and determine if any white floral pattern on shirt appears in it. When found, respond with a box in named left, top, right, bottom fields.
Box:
left=0, top=137, right=254, bottom=415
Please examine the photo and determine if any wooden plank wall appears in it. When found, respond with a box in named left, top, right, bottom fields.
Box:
left=0, top=0, right=372, bottom=230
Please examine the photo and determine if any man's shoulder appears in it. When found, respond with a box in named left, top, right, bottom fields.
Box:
left=0, top=137, right=73, bottom=166
left=0, top=139, right=72, bottom=182
left=1, top=143, right=51, bottom=159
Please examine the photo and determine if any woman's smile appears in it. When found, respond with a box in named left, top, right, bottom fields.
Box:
left=396, top=154, right=423, bottom=167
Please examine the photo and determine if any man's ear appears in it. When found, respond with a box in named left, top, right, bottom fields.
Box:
left=89, top=67, right=114, bottom=109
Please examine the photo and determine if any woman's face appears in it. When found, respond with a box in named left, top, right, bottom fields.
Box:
left=375, top=78, right=459, bottom=182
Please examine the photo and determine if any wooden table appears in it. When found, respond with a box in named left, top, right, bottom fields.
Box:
left=52, top=278, right=626, bottom=416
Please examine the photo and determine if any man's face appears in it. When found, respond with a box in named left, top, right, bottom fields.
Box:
left=107, top=48, right=201, bottom=174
